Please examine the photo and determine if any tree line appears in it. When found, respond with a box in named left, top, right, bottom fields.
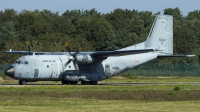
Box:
left=0, top=7, right=199, bottom=64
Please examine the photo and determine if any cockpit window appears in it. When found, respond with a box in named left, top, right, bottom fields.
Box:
left=15, top=60, right=29, bottom=65
left=15, top=61, right=21, bottom=64
left=21, top=60, right=29, bottom=65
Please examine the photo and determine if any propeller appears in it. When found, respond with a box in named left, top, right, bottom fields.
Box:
left=26, top=41, right=31, bottom=55
left=64, top=42, right=80, bottom=70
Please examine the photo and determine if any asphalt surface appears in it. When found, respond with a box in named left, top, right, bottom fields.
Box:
left=0, top=82, right=200, bottom=87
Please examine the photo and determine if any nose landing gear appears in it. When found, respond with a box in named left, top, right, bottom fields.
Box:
left=19, top=80, right=27, bottom=85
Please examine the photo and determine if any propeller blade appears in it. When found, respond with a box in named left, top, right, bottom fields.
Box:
left=65, top=60, right=71, bottom=67
left=67, top=60, right=71, bottom=65
left=67, top=46, right=72, bottom=55
left=28, top=45, right=31, bottom=55
left=26, top=41, right=31, bottom=55
left=73, top=61, right=77, bottom=70
left=64, top=43, right=80, bottom=71
left=73, top=47, right=80, bottom=60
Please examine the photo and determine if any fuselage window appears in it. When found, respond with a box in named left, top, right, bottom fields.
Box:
left=25, top=61, right=29, bottom=64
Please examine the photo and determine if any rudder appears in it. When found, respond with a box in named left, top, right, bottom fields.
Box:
left=145, top=14, right=173, bottom=54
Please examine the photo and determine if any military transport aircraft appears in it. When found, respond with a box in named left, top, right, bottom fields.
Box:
left=4, top=14, right=194, bottom=85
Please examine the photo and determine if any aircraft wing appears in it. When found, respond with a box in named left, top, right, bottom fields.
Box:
left=89, top=49, right=156, bottom=62
left=157, top=54, right=195, bottom=58
left=4, top=49, right=156, bottom=55
left=4, top=49, right=156, bottom=62
left=91, top=49, right=156, bottom=57
left=3, top=50, right=69, bottom=55
left=3, top=51, right=47, bottom=55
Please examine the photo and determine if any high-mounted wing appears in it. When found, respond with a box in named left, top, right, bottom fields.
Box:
left=3, top=50, right=68, bottom=55
left=3, top=51, right=47, bottom=55
left=91, top=49, right=156, bottom=57
left=4, top=49, right=156, bottom=56
left=90, top=49, right=157, bottom=62
left=65, top=49, right=157, bottom=64
left=4, top=49, right=157, bottom=64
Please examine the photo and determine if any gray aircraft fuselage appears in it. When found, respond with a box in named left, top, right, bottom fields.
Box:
left=7, top=52, right=157, bottom=82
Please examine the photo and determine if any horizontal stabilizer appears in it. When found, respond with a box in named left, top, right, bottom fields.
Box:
left=157, top=54, right=195, bottom=58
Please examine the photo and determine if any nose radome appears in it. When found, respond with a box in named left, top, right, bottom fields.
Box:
left=5, top=66, right=15, bottom=78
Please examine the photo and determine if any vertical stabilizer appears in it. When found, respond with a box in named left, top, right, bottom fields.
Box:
left=145, top=14, right=173, bottom=54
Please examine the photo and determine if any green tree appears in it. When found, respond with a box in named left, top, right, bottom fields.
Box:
left=186, top=10, right=200, bottom=20
left=0, top=21, right=19, bottom=49
left=0, top=9, right=17, bottom=23
left=0, top=21, right=20, bottom=63
left=86, top=15, right=115, bottom=50
left=40, top=9, right=59, bottom=19
left=164, top=7, right=183, bottom=22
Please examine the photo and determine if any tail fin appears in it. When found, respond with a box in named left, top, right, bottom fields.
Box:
left=145, top=14, right=173, bottom=54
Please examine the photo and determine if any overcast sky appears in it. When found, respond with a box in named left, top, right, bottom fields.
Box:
left=0, top=0, right=200, bottom=16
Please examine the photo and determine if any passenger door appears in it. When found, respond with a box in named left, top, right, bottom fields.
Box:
left=104, top=64, right=111, bottom=78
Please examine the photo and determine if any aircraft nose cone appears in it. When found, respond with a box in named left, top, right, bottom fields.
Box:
left=5, top=66, right=15, bottom=78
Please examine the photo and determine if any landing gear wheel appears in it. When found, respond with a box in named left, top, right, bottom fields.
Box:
left=61, top=80, right=70, bottom=85
left=81, top=81, right=98, bottom=85
left=81, top=81, right=90, bottom=85
left=90, top=81, right=98, bottom=85
left=19, top=80, right=27, bottom=85
left=62, top=80, right=78, bottom=85
left=70, top=81, right=78, bottom=85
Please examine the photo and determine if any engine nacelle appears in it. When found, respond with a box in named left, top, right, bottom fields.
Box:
left=75, top=54, right=93, bottom=64
left=64, top=70, right=79, bottom=81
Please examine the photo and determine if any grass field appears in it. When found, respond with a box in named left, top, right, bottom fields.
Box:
left=1, top=100, right=200, bottom=112
left=0, top=84, right=200, bottom=111
left=0, top=76, right=200, bottom=112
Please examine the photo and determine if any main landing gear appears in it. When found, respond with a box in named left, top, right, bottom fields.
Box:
left=61, top=80, right=98, bottom=85
left=61, top=80, right=78, bottom=85
left=81, top=81, right=98, bottom=85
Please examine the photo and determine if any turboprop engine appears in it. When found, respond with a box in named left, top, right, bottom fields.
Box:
left=75, top=54, right=93, bottom=64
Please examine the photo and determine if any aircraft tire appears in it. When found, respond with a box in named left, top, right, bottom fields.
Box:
left=19, top=80, right=27, bottom=85
left=90, top=81, right=98, bottom=85
left=61, top=80, right=70, bottom=85
left=81, top=81, right=98, bottom=85
left=69, top=81, right=78, bottom=85
left=81, top=81, right=90, bottom=85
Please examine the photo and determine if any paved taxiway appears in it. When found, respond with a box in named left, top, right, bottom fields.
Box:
left=0, top=82, right=200, bottom=87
